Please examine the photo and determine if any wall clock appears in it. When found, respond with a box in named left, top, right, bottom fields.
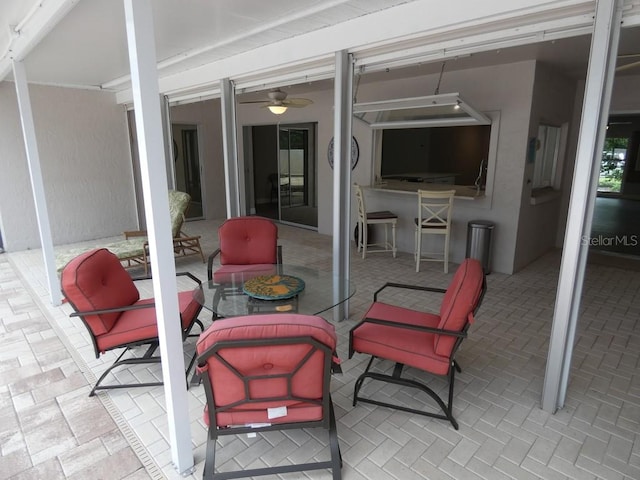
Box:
left=327, top=136, right=359, bottom=170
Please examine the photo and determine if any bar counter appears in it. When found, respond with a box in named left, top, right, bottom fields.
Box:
left=366, top=179, right=484, bottom=200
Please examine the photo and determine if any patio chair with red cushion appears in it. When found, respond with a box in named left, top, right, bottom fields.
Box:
left=207, top=216, right=282, bottom=283
left=207, top=216, right=282, bottom=315
left=349, top=258, right=486, bottom=429
left=196, top=313, right=342, bottom=480
left=61, top=248, right=204, bottom=396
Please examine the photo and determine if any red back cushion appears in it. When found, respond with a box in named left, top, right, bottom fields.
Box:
left=196, top=314, right=336, bottom=414
left=61, top=249, right=140, bottom=336
left=218, top=217, right=278, bottom=265
left=435, top=258, right=484, bottom=356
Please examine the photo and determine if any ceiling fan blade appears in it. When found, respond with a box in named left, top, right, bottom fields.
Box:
left=616, top=59, right=640, bottom=72
left=283, top=98, right=313, bottom=107
left=239, top=100, right=269, bottom=104
left=617, top=53, right=640, bottom=59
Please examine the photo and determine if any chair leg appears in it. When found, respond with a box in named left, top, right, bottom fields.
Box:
left=391, top=221, right=397, bottom=258
left=203, top=429, right=217, bottom=480
left=415, top=228, right=421, bottom=272
left=90, top=344, right=162, bottom=397
left=352, top=356, right=460, bottom=430
left=362, top=221, right=368, bottom=259
left=328, top=401, right=343, bottom=480
left=444, top=232, right=450, bottom=274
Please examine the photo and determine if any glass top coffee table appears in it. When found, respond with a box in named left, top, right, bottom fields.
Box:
left=194, top=264, right=356, bottom=318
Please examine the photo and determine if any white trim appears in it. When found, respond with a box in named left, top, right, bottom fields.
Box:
left=541, top=0, right=623, bottom=413
left=123, top=0, right=193, bottom=472
left=0, top=0, right=80, bottom=81
left=12, top=60, right=62, bottom=306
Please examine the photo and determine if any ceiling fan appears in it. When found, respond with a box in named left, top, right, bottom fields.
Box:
left=240, top=88, right=313, bottom=115
left=616, top=52, right=640, bottom=73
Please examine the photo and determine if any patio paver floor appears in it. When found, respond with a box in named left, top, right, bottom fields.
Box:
left=2, top=218, right=639, bottom=479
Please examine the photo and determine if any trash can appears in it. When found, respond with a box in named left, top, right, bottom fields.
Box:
left=466, top=220, right=494, bottom=274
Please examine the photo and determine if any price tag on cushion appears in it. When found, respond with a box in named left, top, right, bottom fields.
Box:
left=267, top=406, right=288, bottom=419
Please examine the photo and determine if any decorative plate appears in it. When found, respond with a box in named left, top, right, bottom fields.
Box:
left=327, top=136, right=359, bottom=170
left=243, top=274, right=305, bottom=300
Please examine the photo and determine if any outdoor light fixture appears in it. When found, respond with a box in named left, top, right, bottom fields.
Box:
left=267, top=105, right=288, bottom=115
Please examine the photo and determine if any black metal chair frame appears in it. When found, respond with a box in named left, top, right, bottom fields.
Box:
left=197, top=335, right=342, bottom=480
left=349, top=278, right=486, bottom=430
left=68, top=272, right=204, bottom=396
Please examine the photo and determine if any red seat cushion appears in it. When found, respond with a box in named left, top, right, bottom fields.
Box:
left=351, top=302, right=451, bottom=375
left=95, top=290, right=200, bottom=352
left=218, top=217, right=278, bottom=265
left=61, top=249, right=139, bottom=335
left=435, top=258, right=484, bottom=356
left=197, top=314, right=336, bottom=427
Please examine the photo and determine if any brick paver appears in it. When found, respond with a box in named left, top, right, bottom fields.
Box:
left=4, top=219, right=640, bottom=479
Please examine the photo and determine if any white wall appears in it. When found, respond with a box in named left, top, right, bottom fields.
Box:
left=0, top=82, right=136, bottom=251
left=514, top=63, right=577, bottom=271
left=170, top=99, right=226, bottom=219
left=352, top=61, right=537, bottom=274
left=235, top=84, right=341, bottom=234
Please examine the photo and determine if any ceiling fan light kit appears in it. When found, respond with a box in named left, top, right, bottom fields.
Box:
left=240, top=88, right=313, bottom=115
left=267, top=105, right=288, bottom=114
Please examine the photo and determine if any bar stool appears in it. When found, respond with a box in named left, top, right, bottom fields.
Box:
left=354, top=183, right=397, bottom=259
left=415, top=189, right=455, bottom=273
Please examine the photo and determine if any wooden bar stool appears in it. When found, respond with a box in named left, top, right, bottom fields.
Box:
left=354, top=183, right=397, bottom=259
left=415, top=189, right=455, bottom=273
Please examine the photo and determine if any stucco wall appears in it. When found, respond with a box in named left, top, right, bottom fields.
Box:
left=232, top=61, right=540, bottom=273
left=349, top=61, right=537, bottom=274
left=514, top=63, right=578, bottom=271
left=0, top=82, right=136, bottom=251
left=170, top=99, right=226, bottom=219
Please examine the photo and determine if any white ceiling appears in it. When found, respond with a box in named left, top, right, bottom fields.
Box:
left=1, top=0, right=640, bottom=100
left=1, top=0, right=415, bottom=88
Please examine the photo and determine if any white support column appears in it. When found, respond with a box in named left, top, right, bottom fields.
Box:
left=332, top=50, right=353, bottom=322
left=220, top=78, right=241, bottom=218
left=542, top=0, right=622, bottom=413
left=161, top=95, right=177, bottom=190
left=12, top=60, right=62, bottom=306
left=123, top=0, right=193, bottom=473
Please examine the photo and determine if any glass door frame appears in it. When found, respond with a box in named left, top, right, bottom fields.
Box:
left=277, top=123, right=317, bottom=229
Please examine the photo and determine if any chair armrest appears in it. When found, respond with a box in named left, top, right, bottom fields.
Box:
left=207, top=248, right=221, bottom=281
left=177, top=271, right=202, bottom=286
left=131, top=272, right=201, bottom=286
left=70, top=301, right=155, bottom=317
left=373, top=282, right=447, bottom=302
left=124, top=230, right=147, bottom=239
left=349, top=316, right=466, bottom=359
left=359, top=316, right=466, bottom=338
left=173, top=234, right=201, bottom=242
left=72, top=272, right=201, bottom=317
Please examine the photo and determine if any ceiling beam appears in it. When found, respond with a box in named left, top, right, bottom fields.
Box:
left=0, top=0, right=79, bottom=82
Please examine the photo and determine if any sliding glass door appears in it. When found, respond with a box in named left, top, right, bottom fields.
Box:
left=278, top=125, right=316, bottom=227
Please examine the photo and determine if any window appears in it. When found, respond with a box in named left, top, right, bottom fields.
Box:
left=532, top=124, right=561, bottom=189
left=379, top=125, right=491, bottom=186
left=599, top=137, right=628, bottom=193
